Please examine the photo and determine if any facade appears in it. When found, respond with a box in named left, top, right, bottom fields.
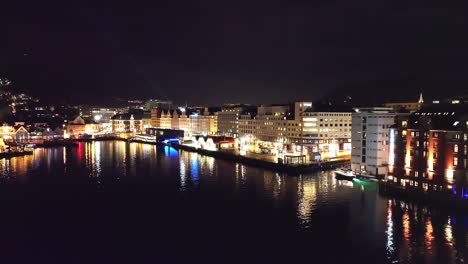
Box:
left=111, top=113, right=143, bottom=135
left=66, top=116, right=100, bottom=138
left=351, top=107, right=397, bottom=177
left=90, top=108, right=118, bottom=133
left=387, top=104, right=468, bottom=196
left=189, top=113, right=217, bottom=135
left=150, top=107, right=172, bottom=128
left=171, top=108, right=190, bottom=132
left=237, top=102, right=352, bottom=159
left=298, top=109, right=352, bottom=157
left=216, top=105, right=256, bottom=138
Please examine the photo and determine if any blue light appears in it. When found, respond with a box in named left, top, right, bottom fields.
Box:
left=462, top=188, right=468, bottom=199
left=162, top=138, right=180, bottom=144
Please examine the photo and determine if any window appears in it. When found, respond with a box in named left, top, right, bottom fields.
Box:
left=454, top=144, right=459, bottom=153
left=454, top=157, right=458, bottom=166
left=433, top=132, right=439, bottom=138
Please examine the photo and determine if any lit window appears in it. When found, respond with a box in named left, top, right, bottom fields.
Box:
left=454, top=144, right=459, bottom=153
left=454, top=157, right=458, bottom=166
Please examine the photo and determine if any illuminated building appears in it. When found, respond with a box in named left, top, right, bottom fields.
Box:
left=89, top=108, right=119, bottom=133
left=383, top=93, right=424, bottom=113
left=170, top=108, right=190, bottom=133
left=387, top=103, right=468, bottom=195
left=351, top=107, right=397, bottom=177
left=65, top=116, right=100, bottom=138
left=238, top=102, right=352, bottom=160
left=14, top=126, right=30, bottom=142
left=150, top=107, right=169, bottom=128
left=189, top=110, right=217, bottom=135
left=217, top=104, right=256, bottom=138
left=298, top=108, right=352, bottom=159
left=111, top=113, right=143, bottom=135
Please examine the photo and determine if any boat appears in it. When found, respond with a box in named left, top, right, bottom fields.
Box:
left=334, top=168, right=356, bottom=181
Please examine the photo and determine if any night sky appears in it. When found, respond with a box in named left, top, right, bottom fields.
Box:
left=1, top=0, right=468, bottom=106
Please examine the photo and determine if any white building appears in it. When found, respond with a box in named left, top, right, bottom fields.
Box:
left=351, top=107, right=396, bottom=177
left=238, top=102, right=352, bottom=159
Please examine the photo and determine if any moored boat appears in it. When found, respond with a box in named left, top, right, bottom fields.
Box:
left=334, top=168, right=356, bottom=181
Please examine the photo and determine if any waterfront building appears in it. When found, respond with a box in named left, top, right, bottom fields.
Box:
left=351, top=107, right=397, bottom=177
left=14, top=126, right=30, bottom=142
left=217, top=104, right=255, bottom=138
left=238, top=102, right=352, bottom=160
left=170, top=108, right=190, bottom=133
left=297, top=108, right=352, bottom=159
left=66, top=116, right=100, bottom=138
left=387, top=103, right=468, bottom=196
left=150, top=107, right=172, bottom=128
left=383, top=93, right=424, bottom=113
left=89, top=108, right=119, bottom=133
left=189, top=110, right=217, bottom=135
left=238, top=109, right=257, bottom=153
left=111, top=113, right=143, bottom=136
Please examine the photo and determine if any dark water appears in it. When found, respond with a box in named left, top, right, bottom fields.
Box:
left=0, top=141, right=466, bottom=263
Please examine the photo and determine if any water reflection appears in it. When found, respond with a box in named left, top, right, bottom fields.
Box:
left=297, top=175, right=317, bottom=226
left=0, top=141, right=466, bottom=263
left=385, top=199, right=467, bottom=263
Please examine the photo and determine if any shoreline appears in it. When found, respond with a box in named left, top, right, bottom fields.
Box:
left=127, top=138, right=349, bottom=174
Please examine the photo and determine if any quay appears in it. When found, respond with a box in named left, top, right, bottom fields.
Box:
left=128, top=137, right=349, bottom=174
left=173, top=144, right=349, bottom=174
